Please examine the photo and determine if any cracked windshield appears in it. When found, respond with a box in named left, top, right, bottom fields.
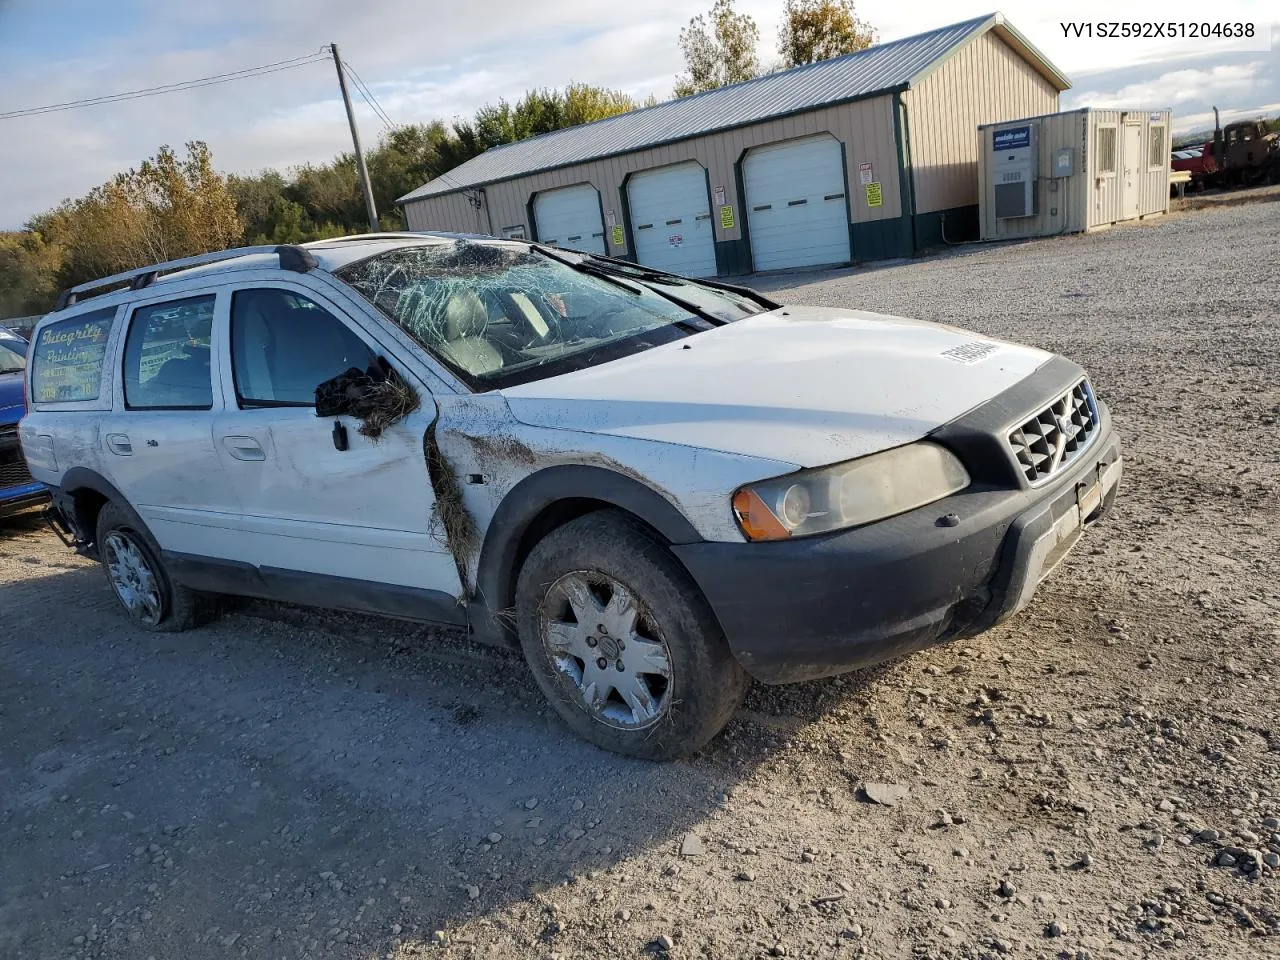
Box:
left=337, top=242, right=716, bottom=387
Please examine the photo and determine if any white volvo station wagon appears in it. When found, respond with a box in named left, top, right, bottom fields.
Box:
left=21, top=235, right=1121, bottom=759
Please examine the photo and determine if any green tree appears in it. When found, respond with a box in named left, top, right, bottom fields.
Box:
left=0, top=230, right=61, bottom=317
left=675, top=0, right=760, bottom=97
left=47, top=141, right=241, bottom=289
left=227, top=170, right=288, bottom=242
left=778, top=0, right=876, bottom=67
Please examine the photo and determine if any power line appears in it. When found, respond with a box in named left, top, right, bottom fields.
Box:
left=340, top=58, right=394, bottom=131
left=0, top=50, right=331, bottom=120
left=334, top=58, right=474, bottom=198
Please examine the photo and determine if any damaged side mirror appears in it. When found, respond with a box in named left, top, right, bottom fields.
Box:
left=314, top=357, right=421, bottom=441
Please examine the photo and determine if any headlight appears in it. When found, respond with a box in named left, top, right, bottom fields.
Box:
left=731, top=442, right=970, bottom=541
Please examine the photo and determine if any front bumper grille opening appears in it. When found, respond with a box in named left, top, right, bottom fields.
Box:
left=1008, top=380, right=1099, bottom=484
left=0, top=452, right=35, bottom=489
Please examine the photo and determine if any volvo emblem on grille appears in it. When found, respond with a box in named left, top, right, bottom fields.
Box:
left=1056, top=414, right=1074, bottom=434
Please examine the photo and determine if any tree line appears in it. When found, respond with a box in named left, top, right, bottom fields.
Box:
left=1, top=0, right=873, bottom=319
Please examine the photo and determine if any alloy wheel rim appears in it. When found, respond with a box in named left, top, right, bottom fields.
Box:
left=540, top=571, right=673, bottom=731
left=104, top=531, right=163, bottom=626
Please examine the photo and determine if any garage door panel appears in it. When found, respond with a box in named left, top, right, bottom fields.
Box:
left=744, top=135, right=851, bottom=272
left=626, top=162, right=718, bottom=278
left=533, top=184, right=606, bottom=255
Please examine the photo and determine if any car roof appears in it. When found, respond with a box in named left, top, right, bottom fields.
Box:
left=166, top=233, right=513, bottom=282
left=40, top=232, right=524, bottom=320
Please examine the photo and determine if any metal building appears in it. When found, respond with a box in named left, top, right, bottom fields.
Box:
left=398, top=12, right=1069, bottom=276
left=978, top=108, right=1172, bottom=241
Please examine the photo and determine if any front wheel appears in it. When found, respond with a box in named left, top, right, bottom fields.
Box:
left=515, top=511, right=749, bottom=760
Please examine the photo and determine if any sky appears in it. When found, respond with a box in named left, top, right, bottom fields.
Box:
left=0, top=0, right=1275, bottom=229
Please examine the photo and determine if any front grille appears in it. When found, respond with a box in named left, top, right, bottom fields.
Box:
left=1007, top=379, right=1099, bottom=483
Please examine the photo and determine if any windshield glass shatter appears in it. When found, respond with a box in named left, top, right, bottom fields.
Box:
left=336, top=242, right=714, bottom=390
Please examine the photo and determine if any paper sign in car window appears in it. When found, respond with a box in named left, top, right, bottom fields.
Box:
left=33, top=312, right=113, bottom=402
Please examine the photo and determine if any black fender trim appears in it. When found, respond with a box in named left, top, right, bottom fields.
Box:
left=52, top=467, right=132, bottom=546
left=471, top=465, right=702, bottom=646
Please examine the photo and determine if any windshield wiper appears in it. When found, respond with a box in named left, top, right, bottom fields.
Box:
left=530, top=243, right=711, bottom=334
left=580, top=256, right=733, bottom=326
left=530, top=243, right=646, bottom=296
left=0, top=366, right=24, bottom=374
left=588, top=254, right=780, bottom=311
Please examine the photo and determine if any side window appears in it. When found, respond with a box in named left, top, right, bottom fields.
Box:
left=1096, top=127, right=1117, bottom=175
left=1148, top=125, right=1166, bottom=168
left=230, top=289, right=375, bottom=406
left=31, top=307, right=114, bottom=402
left=123, top=295, right=215, bottom=410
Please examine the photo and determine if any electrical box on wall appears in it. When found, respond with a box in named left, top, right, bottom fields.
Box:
left=1054, top=147, right=1074, bottom=177
left=991, top=123, right=1039, bottom=219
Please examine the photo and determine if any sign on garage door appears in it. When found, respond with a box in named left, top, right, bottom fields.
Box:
left=743, top=135, right=851, bottom=272
left=532, top=184, right=606, bottom=255
left=626, top=162, right=718, bottom=278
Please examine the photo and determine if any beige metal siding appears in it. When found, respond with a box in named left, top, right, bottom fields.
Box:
left=402, top=96, right=902, bottom=258
left=1086, top=108, right=1170, bottom=229
left=904, top=31, right=1060, bottom=214
left=403, top=191, right=488, bottom=234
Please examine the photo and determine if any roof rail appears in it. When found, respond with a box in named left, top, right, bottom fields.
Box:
left=54, top=244, right=318, bottom=311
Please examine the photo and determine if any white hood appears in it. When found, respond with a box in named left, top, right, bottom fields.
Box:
left=501, top=307, right=1051, bottom=468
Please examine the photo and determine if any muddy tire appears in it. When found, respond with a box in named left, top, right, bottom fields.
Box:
left=515, top=510, right=749, bottom=760
left=96, top=501, right=212, bottom=632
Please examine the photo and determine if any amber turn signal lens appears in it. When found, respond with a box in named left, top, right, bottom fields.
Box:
left=732, top=488, right=791, bottom=541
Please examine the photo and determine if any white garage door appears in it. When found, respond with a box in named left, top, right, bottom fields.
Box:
left=626, top=162, right=718, bottom=278
left=533, top=184, right=606, bottom=254
left=743, top=135, right=851, bottom=271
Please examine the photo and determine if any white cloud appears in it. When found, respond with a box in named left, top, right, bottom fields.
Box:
left=0, top=0, right=1275, bottom=227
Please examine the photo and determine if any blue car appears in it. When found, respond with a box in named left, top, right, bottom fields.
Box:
left=0, top=327, right=47, bottom=518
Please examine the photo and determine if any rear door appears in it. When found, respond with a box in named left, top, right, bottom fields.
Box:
left=97, top=292, right=242, bottom=555
left=209, top=281, right=463, bottom=612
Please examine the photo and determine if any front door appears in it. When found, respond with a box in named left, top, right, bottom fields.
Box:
left=1122, top=123, right=1142, bottom=219
left=98, top=292, right=242, bottom=557
left=210, top=283, right=463, bottom=616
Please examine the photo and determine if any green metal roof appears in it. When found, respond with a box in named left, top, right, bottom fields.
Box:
left=399, top=12, right=1069, bottom=204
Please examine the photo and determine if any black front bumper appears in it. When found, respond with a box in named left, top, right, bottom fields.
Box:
left=673, top=377, right=1122, bottom=685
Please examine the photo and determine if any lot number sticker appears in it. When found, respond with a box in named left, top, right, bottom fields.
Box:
left=864, top=182, right=883, bottom=207
left=720, top=204, right=735, bottom=229
left=611, top=224, right=624, bottom=247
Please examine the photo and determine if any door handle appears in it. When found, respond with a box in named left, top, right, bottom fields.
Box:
left=105, top=434, right=132, bottom=456
left=222, top=436, right=267, bottom=461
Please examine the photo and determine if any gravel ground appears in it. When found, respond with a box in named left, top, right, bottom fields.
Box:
left=2, top=199, right=1278, bottom=960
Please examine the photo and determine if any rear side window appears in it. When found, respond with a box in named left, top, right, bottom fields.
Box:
left=123, top=295, right=215, bottom=410
left=230, top=288, right=374, bottom=406
left=31, top=308, right=115, bottom=403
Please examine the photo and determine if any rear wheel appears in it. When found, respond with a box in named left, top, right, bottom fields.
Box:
left=515, top=511, right=748, bottom=760
left=96, top=501, right=210, bottom=632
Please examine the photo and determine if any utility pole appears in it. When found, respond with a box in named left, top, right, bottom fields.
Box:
left=331, top=42, right=379, bottom=233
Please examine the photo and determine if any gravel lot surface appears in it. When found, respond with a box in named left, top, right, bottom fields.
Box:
left=2, top=199, right=1278, bottom=960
